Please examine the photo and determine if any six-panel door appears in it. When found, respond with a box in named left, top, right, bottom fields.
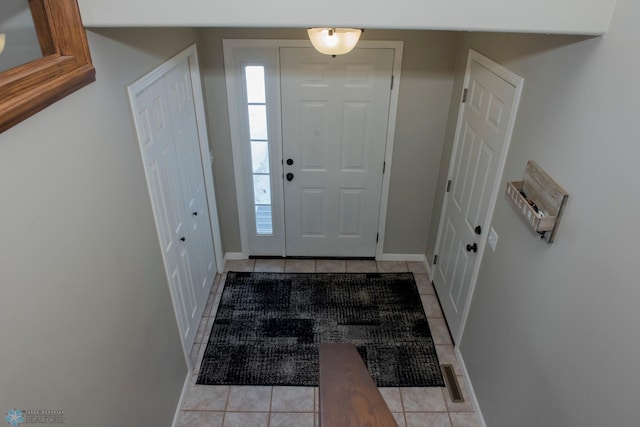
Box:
left=280, top=48, right=394, bottom=257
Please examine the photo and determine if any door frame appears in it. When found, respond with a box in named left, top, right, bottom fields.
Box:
left=223, top=39, right=404, bottom=259
left=433, top=49, right=524, bottom=343
left=127, top=44, right=224, bottom=360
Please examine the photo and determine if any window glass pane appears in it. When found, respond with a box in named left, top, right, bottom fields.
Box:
left=245, top=66, right=266, bottom=103
left=253, top=174, right=271, bottom=205
left=251, top=140, right=269, bottom=173
left=248, top=105, right=268, bottom=140
left=245, top=65, right=272, bottom=237
left=255, top=205, right=273, bottom=235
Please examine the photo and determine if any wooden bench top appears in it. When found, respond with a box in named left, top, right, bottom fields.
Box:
left=319, top=343, right=398, bottom=427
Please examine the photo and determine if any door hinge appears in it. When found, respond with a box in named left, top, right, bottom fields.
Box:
left=446, top=180, right=452, bottom=192
left=462, top=88, right=468, bottom=103
left=376, top=233, right=379, bottom=243
left=391, top=75, right=394, bottom=90
left=433, top=254, right=438, bottom=265
left=383, top=161, right=386, bottom=174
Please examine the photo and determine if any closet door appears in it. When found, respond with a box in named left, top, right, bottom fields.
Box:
left=128, top=49, right=218, bottom=357
left=164, top=61, right=216, bottom=317
left=131, top=72, right=199, bottom=349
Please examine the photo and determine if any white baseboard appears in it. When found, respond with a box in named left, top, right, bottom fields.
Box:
left=171, top=373, right=191, bottom=427
left=380, top=253, right=427, bottom=262
left=424, top=260, right=433, bottom=282
left=455, top=347, right=487, bottom=427
left=224, top=252, right=244, bottom=261
left=381, top=253, right=432, bottom=281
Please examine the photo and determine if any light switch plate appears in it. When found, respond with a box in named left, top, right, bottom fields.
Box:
left=488, top=227, right=498, bottom=252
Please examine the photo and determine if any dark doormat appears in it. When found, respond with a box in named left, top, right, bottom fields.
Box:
left=196, top=271, right=445, bottom=387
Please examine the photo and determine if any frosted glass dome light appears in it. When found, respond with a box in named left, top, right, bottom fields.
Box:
left=307, top=28, right=362, bottom=56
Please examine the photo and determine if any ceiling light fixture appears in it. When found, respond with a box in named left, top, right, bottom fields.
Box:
left=0, top=34, right=5, bottom=55
left=307, top=28, right=362, bottom=56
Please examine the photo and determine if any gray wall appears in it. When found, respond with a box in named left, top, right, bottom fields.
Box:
left=197, top=28, right=458, bottom=255
left=427, top=0, right=640, bottom=425
left=0, top=28, right=195, bottom=427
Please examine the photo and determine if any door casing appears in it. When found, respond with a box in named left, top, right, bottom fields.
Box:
left=433, top=49, right=524, bottom=343
left=223, top=39, right=404, bottom=259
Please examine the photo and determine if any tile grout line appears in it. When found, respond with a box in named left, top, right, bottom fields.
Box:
left=397, top=388, right=408, bottom=427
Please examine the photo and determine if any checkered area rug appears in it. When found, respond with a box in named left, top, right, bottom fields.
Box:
left=196, top=272, right=445, bottom=387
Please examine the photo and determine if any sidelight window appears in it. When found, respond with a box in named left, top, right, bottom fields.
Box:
left=244, top=66, right=273, bottom=235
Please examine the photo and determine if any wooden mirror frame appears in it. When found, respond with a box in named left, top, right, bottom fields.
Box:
left=0, top=0, right=95, bottom=133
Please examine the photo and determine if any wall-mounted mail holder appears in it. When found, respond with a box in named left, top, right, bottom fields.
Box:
left=506, top=161, right=568, bottom=243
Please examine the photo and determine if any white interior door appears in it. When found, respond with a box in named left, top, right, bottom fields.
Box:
left=128, top=46, right=220, bottom=360
left=131, top=69, right=199, bottom=349
left=433, top=50, right=523, bottom=342
left=280, top=48, right=394, bottom=257
left=164, top=61, right=216, bottom=306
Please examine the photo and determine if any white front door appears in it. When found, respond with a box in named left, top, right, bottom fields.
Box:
left=433, top=51, right=523, bottom=342
left=280, top=48, right=394, bottom=257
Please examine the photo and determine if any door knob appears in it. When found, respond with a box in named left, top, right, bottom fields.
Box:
left=286, top=158, right=294, bottom=165
left=180, top=237, right=186, bottom=242
left=286, top=172, right=294, bottom=181
left=474, top=225, right=482, bottom=235
left=466, top=243, right=478, bottom=253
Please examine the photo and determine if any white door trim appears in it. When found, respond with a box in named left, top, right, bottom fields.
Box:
left=223, top=39, right=403, bottom=259
left=433, top=49, right=524, bottom=343
left=374, top=42, right=403, bottom=260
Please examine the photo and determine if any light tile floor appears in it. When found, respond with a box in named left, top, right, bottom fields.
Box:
left=178, top=259, right=481, bottom=427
